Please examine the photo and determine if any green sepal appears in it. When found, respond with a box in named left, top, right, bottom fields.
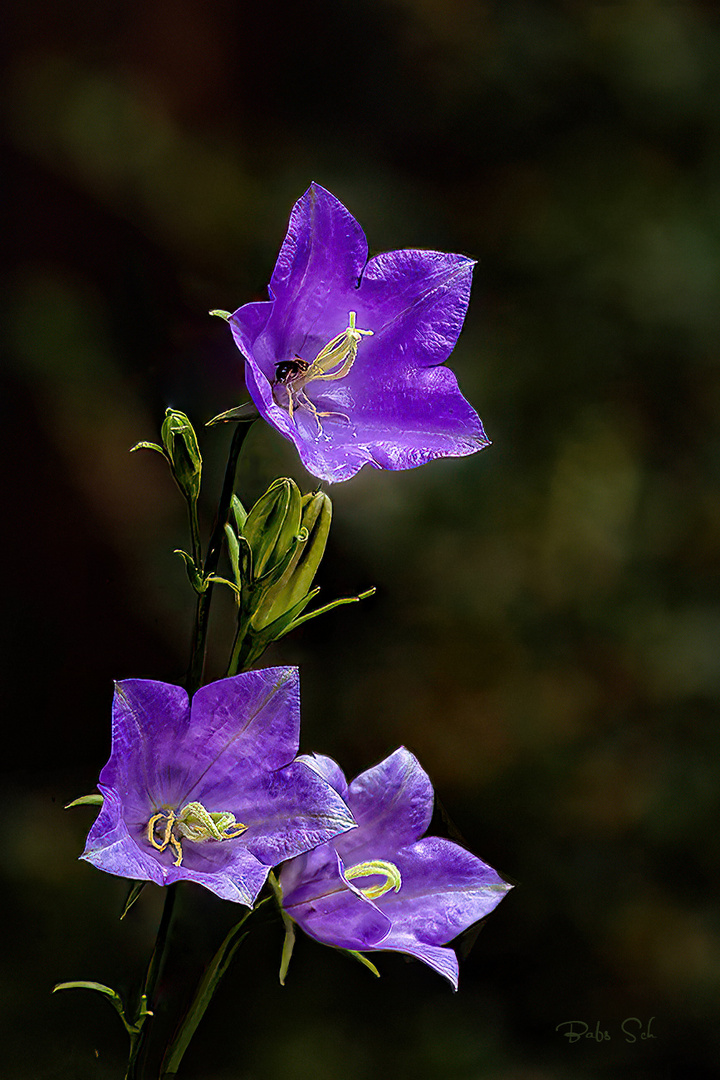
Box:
left=206, top=402, right=261, bottom=426
left=278, top=918, right=296, bottom=987
left=174, top=549, right=209, bottom=594
left=252, top=587, right=320, bottom=640
left=120, top=881, right=147, bottom=920
left=278, top=586, right=377, bottom=636
left=130, top=441, right=168, bottom=458
left=337, top=949, right=381, bottom=978
left=266, top=870, right=296, bottom=986
left=64, top=793, right=103, bottom=809
left=52, top=981, right=151, bottom=1036
left=209, top=309, right=231, bottom=320
left=161, top=409, right=202, bottom=505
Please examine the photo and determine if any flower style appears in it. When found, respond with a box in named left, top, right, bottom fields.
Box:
left=228, top=183, right=489, bottom=482
left=278, top=748, right=511, bottom=988
left=81, top=668, right=355, bottom=905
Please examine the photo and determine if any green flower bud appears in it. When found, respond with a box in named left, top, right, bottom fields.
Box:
left=242, top=478, right=303, bottom=582
left=251, top=491, right=332, bottom=630
left=160, top=409, right=202, bottom=505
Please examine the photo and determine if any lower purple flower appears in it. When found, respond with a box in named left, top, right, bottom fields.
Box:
left=279, top=748, right=512, bottom=989
left=81, top=668, right=355, bottom=905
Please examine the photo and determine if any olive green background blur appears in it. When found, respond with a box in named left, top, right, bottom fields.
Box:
left=4, top=2, right=720, bottom=1078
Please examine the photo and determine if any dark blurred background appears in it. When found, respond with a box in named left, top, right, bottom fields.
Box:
left=4, top=1, right=720, bottom=1077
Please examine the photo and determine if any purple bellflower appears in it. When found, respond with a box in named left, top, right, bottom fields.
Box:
left=279, top=748, right=511, bottom=989
left=228, top=183, right=489, bottom=482
left=81, top=668, right=356, bottom=905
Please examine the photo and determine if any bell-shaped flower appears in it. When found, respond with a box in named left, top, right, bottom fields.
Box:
left=227, top=183, right=489, bottom=482
left=279, top=748, right=511, bottom=989
left=81, top=668, right=356, bottom=905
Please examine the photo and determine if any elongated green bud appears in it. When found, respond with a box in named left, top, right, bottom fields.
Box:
left=242, top=478, right=303, bottom=581
left=252, top=491, right=332, bottom=630
left=160, top=409, right=202, bottom=504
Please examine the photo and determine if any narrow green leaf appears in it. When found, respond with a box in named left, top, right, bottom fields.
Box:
left=206, top=574, right=241, bottom=599
left=52, top=981, right=145, bottom=1036
left=278, top=917, right=296, bottom=987
left=266, top=868, right=298, bottom=986
left=206, top=402, right=260, bottom=426
left=53, top=980, right=121, bottom=999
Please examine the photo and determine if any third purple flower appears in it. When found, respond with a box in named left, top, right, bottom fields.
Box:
left=279, top=748, right=511, bottom=988
left=227, top=183, right=489, bottom=482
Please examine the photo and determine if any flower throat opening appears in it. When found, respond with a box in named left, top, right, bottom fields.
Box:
left=147, top=801, right=247, bottom=867
left=344, top=858, right=402, bottom=900
left=272, top=312, right=373, bottom=433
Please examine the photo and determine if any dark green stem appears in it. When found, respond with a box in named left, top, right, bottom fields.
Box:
left=125, top=884, right=178, bottom=1080
left=186, top=420, right=255, bottom=694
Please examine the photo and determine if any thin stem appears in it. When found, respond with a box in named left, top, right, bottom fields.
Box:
left=125, top=884, right=178, bottom=1080
left=159, top=899, right=270, bottom=1077
left=226, top=616, right=251, bottom=678
left=186, top=420, right=256, bottom=694
left=187, top=499, right=202, bottom=569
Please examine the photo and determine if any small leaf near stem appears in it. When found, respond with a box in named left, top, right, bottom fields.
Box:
left=52, top=981, right=148, bottom=1037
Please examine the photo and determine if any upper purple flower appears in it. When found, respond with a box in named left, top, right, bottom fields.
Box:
left=228, top=183, right=489, bottom=482
left=81, top=668, right=355, bottom=906
left=278, top=748, right=511, bottom=989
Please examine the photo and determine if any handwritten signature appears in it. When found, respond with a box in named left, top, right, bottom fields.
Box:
left=555, top=1018, right=657, bottom=1044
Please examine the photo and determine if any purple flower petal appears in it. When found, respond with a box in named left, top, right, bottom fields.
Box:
left=296, top=753, right=349, bottom=800
left=280, top=845, right=391, bottom=950
left=242, top=760, right=355, bottom=867
left=81, top=668, right=355, bottom=905
left=278, top=748, right=512, bottom=985
left=333, top=747, right=434, bottom=861
left=229, top=183, right=489, bottom=482
left=377, top=937, right=460, bottom=990
left=365, top=836, right=510, bottom=946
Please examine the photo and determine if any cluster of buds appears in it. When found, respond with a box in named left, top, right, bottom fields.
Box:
left=218, top=479, right=372, bottom=671
left=132, top=409, right=373, bottom=674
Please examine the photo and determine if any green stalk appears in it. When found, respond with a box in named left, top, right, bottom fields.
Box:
left=187, top=419, right=255, bottom=694
left=159, top=900, right=269, bottom=1077
left=125, top=884, right=177, bottom=1080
